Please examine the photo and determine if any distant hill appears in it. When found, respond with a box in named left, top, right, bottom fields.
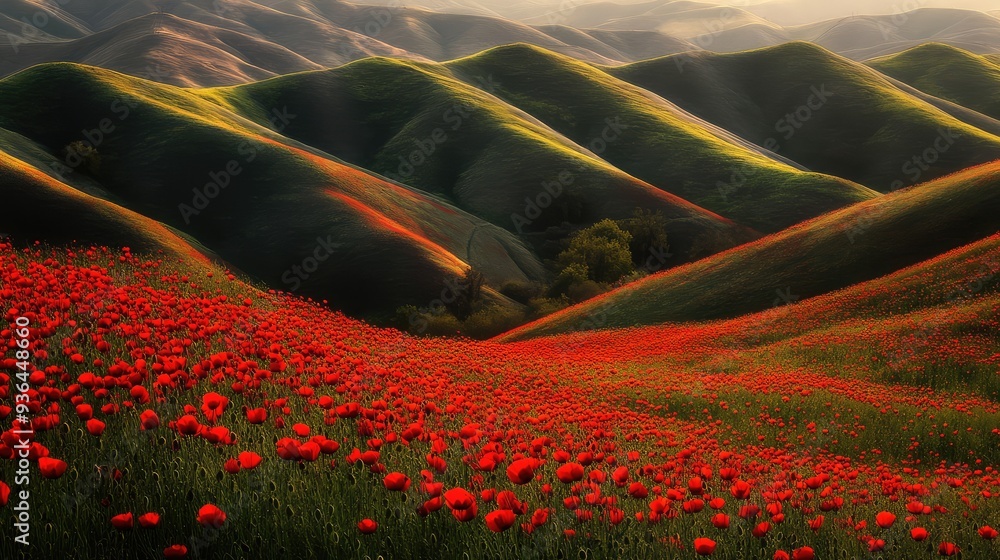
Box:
left=500, top=159, right=1000, bottom=340
left=0, top=0, right=702, bottom=85
left=6, top=3, right=1000, bottom=88
left=803, top=9, right=1000, bottom=60
left=869, top=43, right=1000, bottom=121
left=609, top=42, right=1000, bottom=192
left=0, top=13, right=330, bottom=87
left=447, top=43, right=876, bottom=232
left=523, top=5, right=1000, bottom=59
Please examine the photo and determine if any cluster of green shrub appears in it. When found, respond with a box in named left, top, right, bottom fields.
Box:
left=394, top=209, right=670, bottom=339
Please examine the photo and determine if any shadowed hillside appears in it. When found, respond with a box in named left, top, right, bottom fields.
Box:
left=0, top=148, right=214, bottom=268
left=501, top=159, right=1000, bottom=340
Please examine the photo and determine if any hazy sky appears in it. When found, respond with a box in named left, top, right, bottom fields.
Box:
left=371, top=0, right=1000, bottom=26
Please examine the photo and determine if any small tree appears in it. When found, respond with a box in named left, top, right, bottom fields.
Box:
left=64, top=140, right=101, bottom=175
left=557, top=219, right=634, bottom=284
left=619, top=208, right=669, bottom=267
left=449, top=268, right=485, bottom=321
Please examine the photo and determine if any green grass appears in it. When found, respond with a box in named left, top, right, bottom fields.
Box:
left=609, top=42, right=1000, bottom=193
left=501, top=159, right=1000, bottom=340
left=446, top=43, right=876, bottom=233
left=869, top=43, right=1000, bottom=121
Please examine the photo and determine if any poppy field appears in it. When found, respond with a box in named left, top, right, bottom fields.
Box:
left=1, top=239, right=999, bottom=560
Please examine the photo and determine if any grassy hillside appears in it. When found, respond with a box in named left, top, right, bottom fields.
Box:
left=869, top=43, right=1000, bottom=121
left=446, top=43, right=876, bottom=233
left=0, top=148, right=213, bottom=268
left=500, top=159, right=1000, bottom=340
left=609, top=42, right=1000, bottom=193
left=0, top=62, right=543, bottom=318
left=201, top=56, right=754, bottom=261
left=707, top=232, right=1000, bottom=398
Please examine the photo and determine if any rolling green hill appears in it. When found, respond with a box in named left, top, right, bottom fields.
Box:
left=200, top=56, right=755, bottom=260
left=500, top=159, right=1000, bottom=341
left=445, top=43, right=877, bottom=232
left=609, top=42, right=1000, bottom=193
left=0, top=148, right=214, bottom=268
left=0, top=62, right=543, bottom=319
left=869, top=43, right=1000, bottom=121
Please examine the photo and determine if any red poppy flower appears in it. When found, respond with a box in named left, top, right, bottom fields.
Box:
left=246, top=408, right=267, bottom=424
left=202, top=426, right=233, bottom=445
left=496, top=490, right=526, bottom=514
left=711, top=513, right=730, bottom=529
left=912, top=527, right=929, bottom=541
left=238, top=451, right=262, bottom=470
left=774, top=552, right=790, bottom=560
left=907, top=501, right=928, bottom=515
left=298, top=442, right=321, bottom=462
left=357, top=519, right=377, bottom=534
left=688, top=477, right=704, bottom=495
left=197, top=504, right=226, bottom=528
left=445, top=488, right=476, bottom=510
left=85, top=418, right=106, bottom=436
left=38, top=457, right=67, bottom=479
left=875, top=511, right=895, bottom=528
left=938, top=542, right=959, bottom=556
left=683, top=499, right=704, bottom=514
left=139, top=512, right=160, bottom=528
left=76, top=404, right=93, bottom=421
left=164, top=545, right=188, bottom=558
left=201, top=392, right=229, bottom=423
left=694, top=537, right=716, bottom=556
left=506, top=458, right=538, bottom=485
left=753, top=522, right=772, bottom=538
left=451, top=501, right=478, bottom=522
left=0, top=481, right=9, bottom=507
left=628, top=482, right=648, bottom=498
left=176, top=415, right=200, bottom=436
left=980, top=526, right=999, bottom=540
left=730, top=480, right=752, bottom=500
left=292, top=423, right=311, bottom=437
left=111, top=512, right=134, bottom=531
left=792, top=547, right=815, bottom=560
left=140, top=410, right=160, bottom=430
left=224, top=458, right=241, bottom=474
left=335, top=403, right=360, bottom=418
left=383, top=472, right=411, bottom=492
left=556, top=463, right=584, bottom=483
left=485, top=509, right=517, bottom=532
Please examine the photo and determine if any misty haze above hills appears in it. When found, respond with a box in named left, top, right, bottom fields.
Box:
left=364, top=0, right=1000, bottom=26
left=3, top=0, right=1000, bottom=87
